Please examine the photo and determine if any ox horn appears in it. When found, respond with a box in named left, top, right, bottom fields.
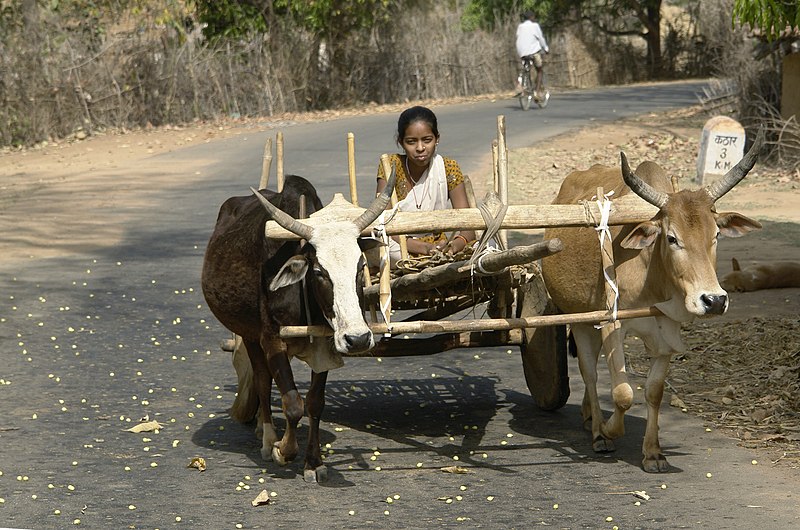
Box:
left=352, top=164, right=397, bottom=232
left=250, top=187, right=314, bottom=241
left=705, top=126, right=764, bottom=202
left=620, top=151, right=669, bottom=208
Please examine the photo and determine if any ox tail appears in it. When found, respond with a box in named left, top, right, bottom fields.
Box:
left=230, top=336, right=259, bottom=423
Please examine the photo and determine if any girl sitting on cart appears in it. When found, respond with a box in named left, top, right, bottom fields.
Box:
left=376, top=106, right=476, bottom=266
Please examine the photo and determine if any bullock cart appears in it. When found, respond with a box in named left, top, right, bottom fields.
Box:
left=250, top=117, right=661, bottom=412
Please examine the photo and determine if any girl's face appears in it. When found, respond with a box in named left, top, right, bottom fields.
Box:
left=401, top=120, right=438, bottom=170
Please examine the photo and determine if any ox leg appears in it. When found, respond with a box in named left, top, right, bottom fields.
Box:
left=601, top=322, right=633, bottom=441
left=242, top=338, right=278, bottom=460
left=303, top=370, right=329, bottom=483
left=641, top=353, right=671, bottom=472
left=264, top=338, right=303, bottom=466
left=571, top=325, right=614, bottom=453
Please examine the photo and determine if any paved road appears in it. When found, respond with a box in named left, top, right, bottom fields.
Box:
left=1, top=81, right=798, bottom=529
left=195, top=80, right=710, bottom=207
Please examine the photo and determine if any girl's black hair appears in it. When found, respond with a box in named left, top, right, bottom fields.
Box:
left=396, top=106, right=439, bottom=145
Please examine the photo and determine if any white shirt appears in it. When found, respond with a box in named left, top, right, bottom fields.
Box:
left=515, top=20, right=549, bottom=58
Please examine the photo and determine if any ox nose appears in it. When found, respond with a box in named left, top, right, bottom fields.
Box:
left=701, top=293, right=728, bottom=315
left=344, top=331, right=373, bottom=352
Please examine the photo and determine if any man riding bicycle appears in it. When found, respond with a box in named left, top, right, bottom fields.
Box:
left=515, top=10, right=549, bottom=105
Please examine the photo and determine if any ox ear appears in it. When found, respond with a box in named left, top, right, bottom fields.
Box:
left=620, top=221, right=660, bottom=249
left=716, top=212, right=762, bottom=239
left=358, top=237, right=383, bottom=252
left=270, top=255, right=308, bottom=291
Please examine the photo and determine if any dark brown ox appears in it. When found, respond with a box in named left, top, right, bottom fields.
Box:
left=202, top=171, right=394, bottom=482
left=542, top=130, right=764, bottom=472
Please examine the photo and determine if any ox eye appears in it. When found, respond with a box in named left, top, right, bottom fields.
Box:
left=312, top=267, right=325, bottom=277
left=666, top=234, right=679, bottom=246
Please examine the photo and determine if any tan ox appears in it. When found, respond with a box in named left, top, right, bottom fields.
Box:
left=720, top=257, right=800, bottom=292
left=542, top=130, right=763, bottom=472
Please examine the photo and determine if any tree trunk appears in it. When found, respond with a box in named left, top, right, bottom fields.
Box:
left=644, top=1, right=662, bottom=77
left=629, top=0, right=663, bottom=78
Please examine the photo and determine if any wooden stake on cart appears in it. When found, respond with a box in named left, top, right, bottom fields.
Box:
left=347, top=132, right=359, bottom=206
left=496, top=116, right=509, bottom=249
left=379, top=155, right=408, bottom=261
left=491, top=139, right=499, bottom=194
left=276, top=131, right=285, bottom=193
left=378, top=154, right=397, bottom=332
left=347, top=132, right=379, bottom=324
left=259, top=137, right=273, bottom=190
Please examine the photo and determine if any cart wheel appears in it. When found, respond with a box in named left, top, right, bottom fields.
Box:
left=516, top=265, right=569, bottom=410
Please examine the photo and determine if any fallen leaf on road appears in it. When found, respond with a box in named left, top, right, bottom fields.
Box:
left=440, top=466, right=471, bottom=474
left=251, top=490, right=272, bottom=507
left=187, top=457, right=206, bottom=472
left=126, top=420, right=163, bottom=433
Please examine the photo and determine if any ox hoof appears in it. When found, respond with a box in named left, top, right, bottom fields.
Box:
left=271, top=444, right=289, bottom=466
left=303, top=465, right=328, bottom=483
left=642, top=454, right=670, bottom=473
left=592, top=436, right=615, bottom=453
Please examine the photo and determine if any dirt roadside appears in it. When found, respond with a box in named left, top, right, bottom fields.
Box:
left=2, top=101, right=798, bottom=468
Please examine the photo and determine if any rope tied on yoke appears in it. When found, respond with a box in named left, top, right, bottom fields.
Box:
left=593, top=190, right=620, bottom=326
left=464, top=196, right=507, bottom=278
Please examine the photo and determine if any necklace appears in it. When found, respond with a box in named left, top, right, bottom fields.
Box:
left=404, top=157, right=428, bottom=209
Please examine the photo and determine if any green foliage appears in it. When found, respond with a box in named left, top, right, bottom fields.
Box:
left=275, top=0, right=394, bottom=35
left=195, top=0, right=266, bottom=39
left=194, top=0, right=396, bottom=40
left=460, top=0, right=565, bottom=31
left=733, top=0, right=800, bottom=41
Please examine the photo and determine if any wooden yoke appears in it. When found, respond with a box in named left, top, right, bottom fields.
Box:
left=263, top=197, right=658, bottom=240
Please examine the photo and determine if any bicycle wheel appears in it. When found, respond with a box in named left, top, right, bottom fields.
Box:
left=537, top=89, right=550, bottom=109
left=536, top=72, right=550, bottom=109
left=518, top=70, right=533, bottom=111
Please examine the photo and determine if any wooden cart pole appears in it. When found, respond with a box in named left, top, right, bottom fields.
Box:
left=347, top=132, right=359, bottom=206
left=491, top=139, right=499, bottom=194
left=259, top=137, right=273, bottom=190
left=377, top=154, right=395, bottom=332
left=595, top=186, right=632, bottom=438
left=276, top=131, right=285, bottom=193
left=496, top=116, right=509, bottom=249
left=279, top=306, right=663, bottom=339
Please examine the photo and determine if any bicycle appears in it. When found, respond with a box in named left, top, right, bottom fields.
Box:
left=517, top=55, right=550, bottom=111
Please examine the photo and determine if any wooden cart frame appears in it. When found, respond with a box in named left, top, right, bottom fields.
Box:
left=243, top=117, right=661, bottom=411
